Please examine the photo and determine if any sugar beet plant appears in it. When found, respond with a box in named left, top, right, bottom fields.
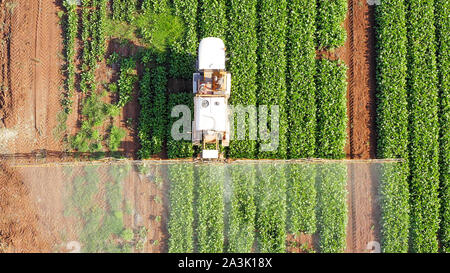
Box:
left=287, top=164, right=317, bottom=234
left=166, top=93, right=195, bottom=159
left=315, top=59, right=347, bottom=159
left=61, top=1, right=78, bottom=116
left=406, top=0, right=440, bottom=253
left=227, top=164, right=257, bottom=252
left=198, top=0, right=227, bottom=40
left=168, top=164, right=195, bottom=253
left=257, top=0, right=288, bottom=159
left=170, top=0, right=198, bottom=79
left=138, top=51, right=167, bottom=158
left=435, top=0, right=450, bottom=253
left=374, top=0, right=410, bottom=253
left=256, top=164, right=287, bottom=253
left=195, top=165, right=225, bottom=253
left=227, top=0, right=258, bottom=159
left=316, top=163, right=348, bottom=253
left=316, top=0, right=347, bottom=49
left=286, top=0, right=317, bottom=158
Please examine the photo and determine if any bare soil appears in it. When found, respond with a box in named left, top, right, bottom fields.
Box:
left=0, top=163, right=51, bottom=252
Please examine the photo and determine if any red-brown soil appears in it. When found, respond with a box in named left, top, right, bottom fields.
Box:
left=344, top=0, right=379, bottom=253
left=0, top=163, right=51, bottom=252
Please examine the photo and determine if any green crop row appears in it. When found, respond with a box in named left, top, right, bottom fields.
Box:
left=92, top=0, right=107, bottom=60
left=195, top=165, right=225, bottom=253
left=287, top=164, right=317, bottom=234
left=227, top=0, right=258, bottom=159
left=61, top=1, right=78, bottom=115
left=374, top=0, right=410, bottom=252
left=316, top=0, right=347, bottom=49
left=256, top=164, right=287, bottom=252
left=137, top=52, right=167, bottom=158
left=227, top=164, right=257, bottom=252
left=166, top=93, right=195, bottom=159
left=435, top=0, right=450, bottom=253
left=112, top=0, right=136, bottom=22
left=116, top=57, right=137, bottom=108
left=406, top=0, right=440, bottom=253
left=316, top=164, right=347, bottom=253
left=257, top=0, right=288, bottom=159
left=170, top=0, right=198, bottom=79
left=379, top=163, right=410, bottom=253
left=168, top=164, right=195, bottom=253
left=286, top=0, right=317, bottom=158
left=198, top=0, right=227, bottom=40
left=315, top=59, right=347, bottom=159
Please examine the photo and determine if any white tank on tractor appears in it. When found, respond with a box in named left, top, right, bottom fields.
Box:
left=192, top=37, right=231, bottom=159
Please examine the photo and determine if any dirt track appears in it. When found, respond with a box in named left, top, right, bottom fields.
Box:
left=344, top=0, right=379, bottom=253
left=0, top=0, right=63, bottom=154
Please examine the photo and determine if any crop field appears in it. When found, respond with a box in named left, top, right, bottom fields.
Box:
left=0, top=0, right=448, bottom=254
left=0, top=160, right=405, bottom=253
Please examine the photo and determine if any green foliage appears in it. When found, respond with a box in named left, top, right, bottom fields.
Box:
left=375, top=0, right=409, bottom=160
left=198, top=0, right=227, bottom=40
left=138, top=52, right=167, bottom=158
left=435, top=0, right=450, bottom=253
left=134, top=10, right=184, bottom=51
left=166, top=93, right=194, bottom=159
left=257, top=0, right=288, bottom=159
left=112, top=0, right=136, bottom=23
left=287, top=164, right=317, bottom=234
left=120, top=228, right=134, bottom=241
left=316, top=164, right=348, bottom=253
left=117, top=57, right=137, bottom=107
left=108, top=126, right=126, bottom=151
left=286, top=0, right=317, bottom=158
left=227, top=164, right=256, bottom=252
left=315, top=59, right=347, bottom=159
left=407, top=0, right=440, bottom=253
left=169, top=0, right=198, bottom=79
left=168, top=164, right=195, bottom=253
left=195, top=165, right=225, bottom=253
left=374, top=1, right=410, bottom=252
left=227, top=0, right=258, bottom=159
left=379, top=163, right=410, bottom=253
left=61, top=1, right=78, bottom=115
left=316, top=0, right=347, bottom=49
left=256, top=164, right=287, bottom=253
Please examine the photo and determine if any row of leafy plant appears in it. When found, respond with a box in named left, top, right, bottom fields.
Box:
left=112, top=0, right=136, bottom=22
left=169, top=0, right=198, bottom=79
left=227, top=164, right=257, bottom=252
left=316, top=0, right=347, bottom=49
left=168, top=164, right=195, bottom=252
left=256, top=164, right=287, bottom=252
left=374, top=0, right=410, bottom=253
left=316, top=164, right=348, bottom=253
left=227, top=0, right=258, bottom=159
left=435, top=0, right=450, bottom=253
left=257, top=0, right=288, bottom=159
left=287, top=164, right=317, bottom=235
left=195, top=165, right=225, bottom=253
left=406, top=0, right=441, bottom=253
left=315, top=59, right=348, bottom=159
left=198, top=0, right=227, bottom=40
left=286, top=0, right=317, bottom=158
